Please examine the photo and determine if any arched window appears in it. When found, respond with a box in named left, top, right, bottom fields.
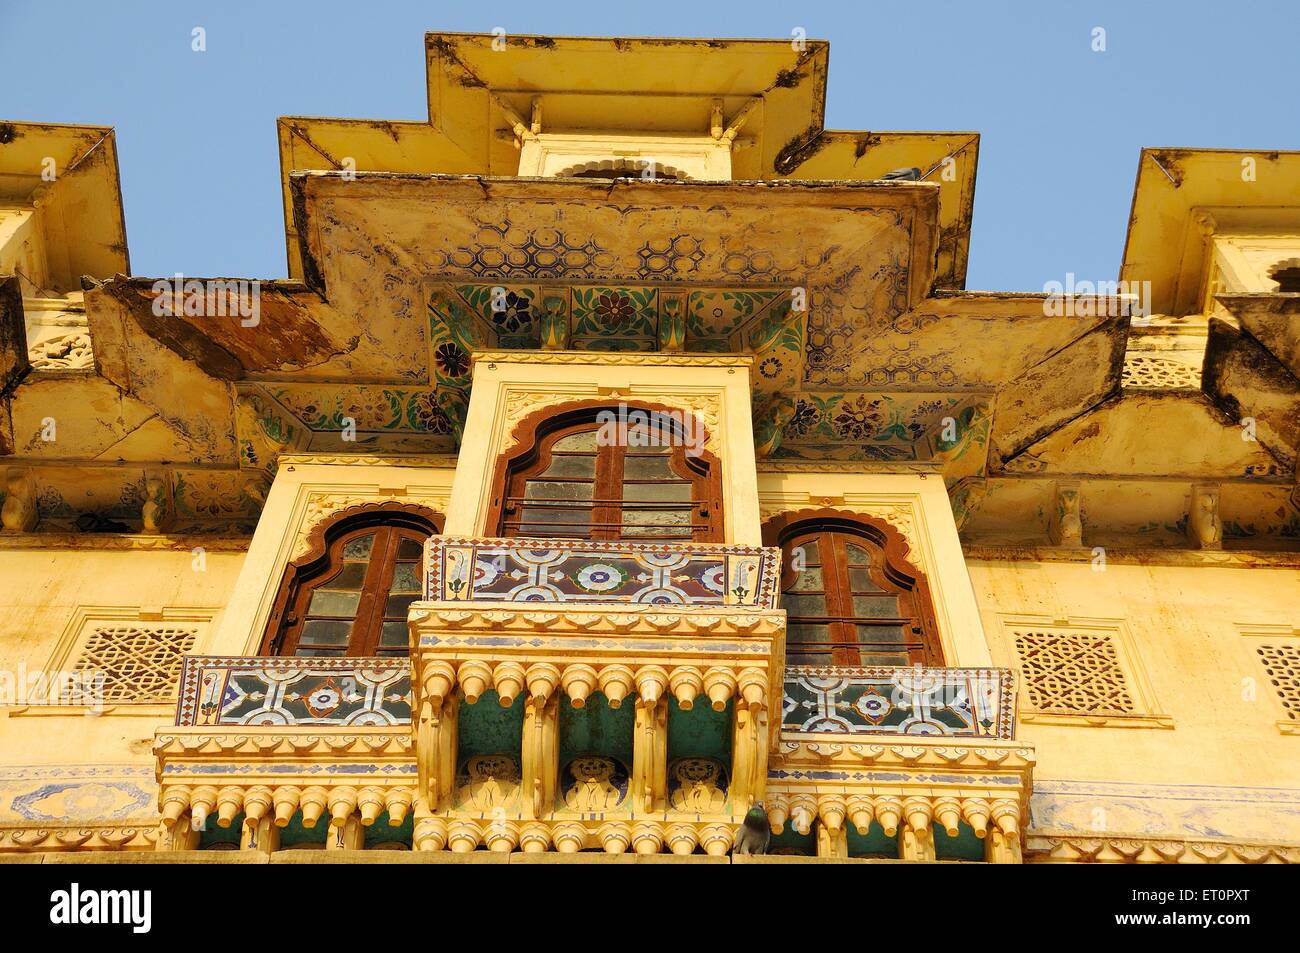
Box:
left=488, top=402, right=722, bottom=542
left=261, top=504, right=442, bottom=657
left=763, top=512, right=943, bottom=667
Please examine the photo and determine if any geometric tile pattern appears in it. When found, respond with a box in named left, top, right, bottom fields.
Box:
left=174, top=656, right=411, bottom=727
left=781, top=665, right=1015, bottom=739
left=72, top=625, right=198, bottom=703
left=427, top=537, right=782, bottom=609
left=1012, top=630, right=1136, bottom=715
left=1255, top=643, right=1300, bottom=721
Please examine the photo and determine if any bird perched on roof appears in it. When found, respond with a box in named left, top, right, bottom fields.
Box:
left=880, top=167, right=923, bottom=181
left=733, top=803, right=771, bottom=855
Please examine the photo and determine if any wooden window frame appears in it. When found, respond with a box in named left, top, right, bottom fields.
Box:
left=260, top=503, right=442, bottom=658
left=762, top=510, right=944, bottom=667
left=487, top=401, right=723, bottom=542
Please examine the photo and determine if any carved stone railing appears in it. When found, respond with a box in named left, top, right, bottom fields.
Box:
left=781, top=665, right=1016, bottom=740
left=424, top=536, right=781, bottom=608
left=174, top=655, right=411, bottom=727
left=768, top=666, right=1027, bottom=861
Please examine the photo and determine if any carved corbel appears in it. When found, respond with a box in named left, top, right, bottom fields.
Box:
left=520, top=692, right=559, bottom=820
left=1188, top=484, right=1223, bottom=550
left=631, top=695, right=668, bottom=813
left=1049, top=482, right=1084, bottom=547
left=668, top=666, right=704, bottom=709
left=1, top=467, right=37, bottom=532
left=272, top=786, right=301, bottom=827
left=493, top=660, right=527, bottom=707
left=560, top=663, right=598, bottom=707
left=752, top=396, right=795, bottom=458
left=416, top=665, right=458, bottom=811
left=240, top=787, right=279, bottom=854
left=899, top=797, right=937, bottom=861
left=141, top=471, right=174, bottom=533
left=766, top=792, right=789, bottom=834
left=787, top=794, right=817, bottom=836
left=702, top=667, right=737, bottom=711
left=412, top=806, right=447, bottom=852
left=597, top=664, right=635, bottom=707
left=729, top=702, right=768, bottom=809
left=816, top=822, right=848, bottom=859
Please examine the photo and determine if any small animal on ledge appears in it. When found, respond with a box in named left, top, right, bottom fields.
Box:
left=880, top=167, right=923, bottom=181
left=732, top=803, right=771, bottom=855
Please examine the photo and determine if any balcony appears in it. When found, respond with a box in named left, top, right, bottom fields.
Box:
left=152, top=545, right=1031, bottom=859
left=407, top=536, right=788, bottom=852
left=770, top=665, right=1032, bottom=861
left=153, top=656, right=416, bottom=851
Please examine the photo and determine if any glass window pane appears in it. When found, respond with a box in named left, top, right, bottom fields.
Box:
left=787, top=566, right=824, bottom=592
left=524, top=480, right=594, bottom=501
left=390, top=562, right=421, bottom=592
left=782, top=593, right=829, bottom=617
left=848, top=567, right=885, bottom=593
left=854, top=624, right=907, bottom=644
left=398, top=537, right=424, bottom=559
left=859, top=652, right=910, bottom=667
left=851, top=594, right=900, bottom=618
left=296, top=647, right=346, bottom=657
left=518, top=506, right=591, bottom=528
left=307, top=589, right=360, bottom=618
left=540, top=455, right=597, bottom=478
left=330, top=562, right=369, bottom=590
left=622, top=482, right=691, bottom=502
left=622, top=509, right=690, bottom=531
left=380, top=620, right=407, bottom=646
left=622, top=525, right=691, bottom=538
left=788, top=650, right=830, bottom=666
left=552, top=431, right=598, bottom=452
left=844, top=542, right=872, bottom=566
left=342, top=535, right=374, bottom=560
left=385, top=593, right=418, bottom=618
left=787, top=623, right=830, bottom=646
left=300, top=620, right=352, bottom=645
left=622, top=454, right=676, bottom=479
left=793, top=540, right=819, bottom=565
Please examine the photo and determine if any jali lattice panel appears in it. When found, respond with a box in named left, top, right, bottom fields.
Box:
left=1255, top=643, right=1300, bottom=722
left=1011, top=629, right=1135, bottom=716
left=73, top=625, right=198, bottom=703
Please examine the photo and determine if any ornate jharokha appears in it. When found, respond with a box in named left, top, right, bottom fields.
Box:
left=405, top=535, right=786, bottom=853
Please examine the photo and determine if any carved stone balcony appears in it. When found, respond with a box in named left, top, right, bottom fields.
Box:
left=769, top=665, right=1032, bottom=861
left=151, top=610, right=1031, bottom=858
left=153, top=656, right=416, bottom=851
left=407, top=535, right=786, bottom=852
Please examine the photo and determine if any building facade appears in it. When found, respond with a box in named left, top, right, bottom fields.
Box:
left=1, top=33, right=1298, bottom=863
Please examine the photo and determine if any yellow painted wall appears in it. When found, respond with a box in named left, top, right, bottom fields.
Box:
left=968, top=556, right=1300, bottom=842
left=0, top=545, right=245, bottom=827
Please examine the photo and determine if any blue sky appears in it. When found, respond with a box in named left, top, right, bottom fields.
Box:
left=3, top=1, right=1297, bottom=291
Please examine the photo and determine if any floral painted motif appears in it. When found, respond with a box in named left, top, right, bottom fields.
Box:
left=833, top=395, right=887, bottom=440
left=434, top=342, right=470, bottom=380
left=491, top=290, right=533, bottom=333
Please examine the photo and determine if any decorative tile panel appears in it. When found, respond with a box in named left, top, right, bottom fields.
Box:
left=174, top=656, right=411, bottom=727
left=425, top=536, right=781, bottom=609
left=781, top=665, right=1015, bottom=739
